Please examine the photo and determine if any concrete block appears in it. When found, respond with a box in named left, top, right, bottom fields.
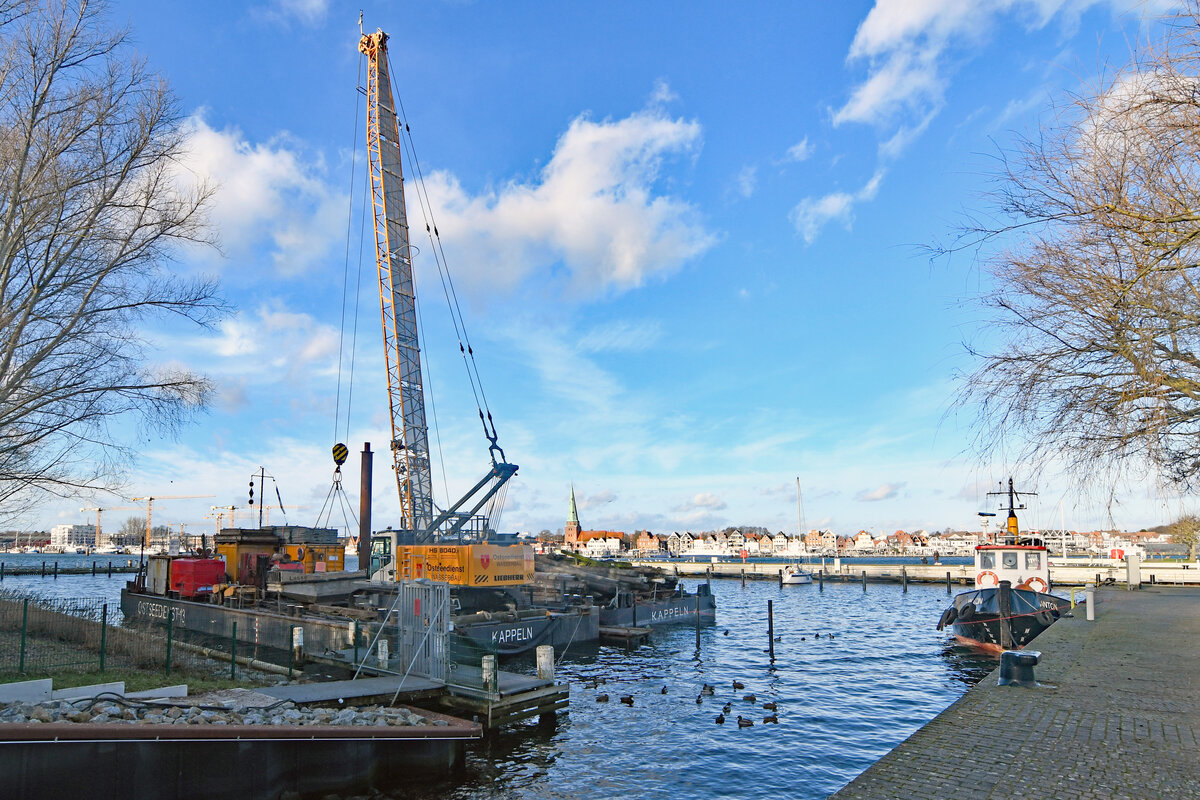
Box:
left=0, top=679, right=52, bottom=703
left=123, top=684, right=187, bottom=700
left=51, top=682, right=124, bottom=700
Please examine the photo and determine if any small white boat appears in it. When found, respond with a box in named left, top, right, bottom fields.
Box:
left=781, top=564, right=813, bottom=585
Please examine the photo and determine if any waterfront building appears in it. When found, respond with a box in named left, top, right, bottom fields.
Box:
left=634, top=531, right=661, bottom=553
left=49, top=523, right=96, bottom=549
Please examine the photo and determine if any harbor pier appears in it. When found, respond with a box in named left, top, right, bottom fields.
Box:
left=829, top=587, right=1200, bottom=799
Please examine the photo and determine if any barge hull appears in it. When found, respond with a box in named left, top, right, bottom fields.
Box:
left=598, top=590, right=717, bottom=628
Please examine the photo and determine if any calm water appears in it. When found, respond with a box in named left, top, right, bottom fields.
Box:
left=0, top=554, right=996, bottom=799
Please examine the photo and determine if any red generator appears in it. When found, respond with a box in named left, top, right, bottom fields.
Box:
left=170, top=558, right=227, bottom=600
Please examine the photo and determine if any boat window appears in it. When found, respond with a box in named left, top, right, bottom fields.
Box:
left=1002, top=552, right=1018, bottom=570
left=980, top=552, right=995, bottom=569
left=1025, top=552, right=1041, bottom=570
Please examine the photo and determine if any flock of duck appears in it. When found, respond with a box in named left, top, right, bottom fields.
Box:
left=592, top=678, right=783, bottom=728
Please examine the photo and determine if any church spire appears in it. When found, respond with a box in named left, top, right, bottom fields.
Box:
left=568, top=483, right=579, bottom=524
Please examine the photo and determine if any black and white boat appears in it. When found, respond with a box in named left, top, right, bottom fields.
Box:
left=937, top=479, right=1070, bottom=653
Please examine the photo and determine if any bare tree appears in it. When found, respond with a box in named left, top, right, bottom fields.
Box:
left=946, top=4, right=1200, bottom=489
left=1169, top=514, right=1200, bottom=561
left=0, top=1, right=222, bottom=520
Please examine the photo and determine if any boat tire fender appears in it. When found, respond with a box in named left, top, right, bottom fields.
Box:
left=937, top=607, right=957, bottom=631
left=1035, top=610, right=1054, bottom=626
left=957, top=603, right=975, bottom=622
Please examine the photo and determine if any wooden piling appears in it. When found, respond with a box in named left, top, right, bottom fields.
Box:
left=91, top=561, right=96, bottom=576
left=946, top=571, right=952, bottom=594
left=767, top=600, right=775, bottom=662
left=40, top=561, right=45, bottom=577
left=53, top=561, right=57, bottom=579
left=901, top=567, right=907, bottom=592
left=741, top=569, right=746, bottom=588
left=862, top=570, right=867, bottom=591
left=818, top=569, right=823, bottom=591
left=107, top=561, right=112, bottom=577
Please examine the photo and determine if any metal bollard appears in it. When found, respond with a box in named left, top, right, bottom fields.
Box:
left=997, top=649, right=1041, bottom=687
left=1085, top=585, right=1095, bottom=621
left=536, top=645, right=555, bottom=681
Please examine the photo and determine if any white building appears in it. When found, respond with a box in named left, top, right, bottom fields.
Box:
left=50, top=523, right=96, bottom=549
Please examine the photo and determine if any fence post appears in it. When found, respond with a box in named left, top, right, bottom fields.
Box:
left=19, top=598, right=28, bottom=673
left=100, top=604, right=108, bottom=672
left=166, top=609, right=174, bottom=675
left=230, top=621, right=238, bottom=680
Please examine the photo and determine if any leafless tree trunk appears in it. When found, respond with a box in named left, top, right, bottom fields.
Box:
left=943, top=3, right=1200, bottom=490
left=0, top=0, right=222, bottom=521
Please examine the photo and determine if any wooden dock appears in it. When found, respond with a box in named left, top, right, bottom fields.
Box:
left=441, top=664, right=568, bottom=729
left=598, top=625, right=651, bottom=645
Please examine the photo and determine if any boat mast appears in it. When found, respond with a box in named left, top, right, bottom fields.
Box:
left=796, top=477, right=805, bottom=539
left=359, top=28, right=434, bottom=534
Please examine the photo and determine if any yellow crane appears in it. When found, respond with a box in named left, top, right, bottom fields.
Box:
left=129, top=495, right=214, bottom=550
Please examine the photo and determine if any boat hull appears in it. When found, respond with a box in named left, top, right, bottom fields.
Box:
left=452, top=607, right=599, bottom=656
left=939, top=587, right=1070, bottom=654
left=597, top=587, right=716, bottom=628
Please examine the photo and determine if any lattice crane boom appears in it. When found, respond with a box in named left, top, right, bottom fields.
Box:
left=359, top=28, right=434, bottom=534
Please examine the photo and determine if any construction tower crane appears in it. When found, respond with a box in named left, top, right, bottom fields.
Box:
left=129, top=495, right=214, bottom=549
left=79, top=505, right=136, bottom=549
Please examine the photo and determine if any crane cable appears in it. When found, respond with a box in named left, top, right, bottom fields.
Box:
left=388, top=60, right=504, bottom=458
left=334, top=58, right=366, bottom=444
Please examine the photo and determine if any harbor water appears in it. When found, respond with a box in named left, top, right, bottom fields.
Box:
left=0, top=554, right=996, bottom=798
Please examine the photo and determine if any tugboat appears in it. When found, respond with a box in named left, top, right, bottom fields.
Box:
left=937, top=479, right=1070, bottom=653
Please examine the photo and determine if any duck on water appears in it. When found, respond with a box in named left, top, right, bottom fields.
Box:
left=937, top=478, right=1071, bottom=654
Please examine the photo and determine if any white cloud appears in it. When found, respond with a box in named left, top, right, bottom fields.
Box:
left=422, top=104, right=717, bottom=297
left=857, top=482, right=906, bottom=502
left=674, top=492, right=727, bottom=512
left=790, top=169, right=885, bottom=244
left=834, top=0, right=1165, bottom=132
left=203, top=302, right=341, bottom=383
left=736, top=165, right=757, bottom=198
left=264, top=0, right=328, bottom=25
left=785, top=137, right=814, bottom=162
left=576, top=320, right=663, bottom=353
left=177, top=115, right=344, bottom=276
left=580, top=490, right=617, bottom=510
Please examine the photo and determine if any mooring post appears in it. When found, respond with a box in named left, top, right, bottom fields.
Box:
left=107, top=561, right=112, bottom=577
left=946, top=571, right=952, bottom=594
left=482, top=654, right=498, bottom=700
left=40, top=561, right=45, bottom=577
left=862, top=570, right=867, bottom=592
left=768, top=600, right=775, bottom=662
left=818, top=569, right=823, bottom=591
left=741, top=569, right=745, bottom=588
left=901, top=567, right=908, bottom=593
left=779, top=569, right=783, bottom=587
left=536, top=645, right=555, bottom=681
left=1085, top=584, right=1095, bottom=621
left=1, top=562, right=5, bottom=581
left=53, top=561, right=57, bottom=579
left=92, top=561, right=96, bottom=577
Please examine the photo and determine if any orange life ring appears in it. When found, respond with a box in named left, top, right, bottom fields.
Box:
left=976, top=570, right=999, bottom=588
left=1021, top=576, right=1048, bottom=593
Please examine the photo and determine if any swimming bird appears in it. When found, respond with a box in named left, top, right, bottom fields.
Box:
left=737, top=715, right=754, bottom=728
left=732, top=680, right=745, bottom=690
left=801, top=637, right=806, bottom=641
left=661, top=686, right=668, bottom=694
left=715, top=713, right=725, bottom=724
left=695, top=694, right=704, bottom=704
left=763, top=713, right=778, bottom=724
left=620, top=695, right=634, bottom=706
left=743, top=694, right=756, bottom=703
left=700, top=684, right=715, bottom=696
left=773, top=636, right=782, bottom=642
left=723, top=630, right=730, bottom=636
left=596, top=694, right=609, bottom=702
left=814, top=633, right=821, bottom=639
left=722, top=702, right=731, bottom=714
left=762, top=701, right=777, bottom=711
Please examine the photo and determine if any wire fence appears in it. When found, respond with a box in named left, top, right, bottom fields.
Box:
left=0, top=589, right=249, bottom=679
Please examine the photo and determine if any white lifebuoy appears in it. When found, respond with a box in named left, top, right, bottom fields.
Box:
left=976, top=570, right=999, bottom=588
left=1021, top=576, right=1048, bottom=593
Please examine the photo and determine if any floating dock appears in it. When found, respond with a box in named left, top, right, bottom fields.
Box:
left=829, top=587, right=1200, bottom=799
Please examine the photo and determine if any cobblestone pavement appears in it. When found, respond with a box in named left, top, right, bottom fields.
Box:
left=830, top=587, right=1200, bottom=800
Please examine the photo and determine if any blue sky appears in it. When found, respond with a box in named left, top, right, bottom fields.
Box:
left=29, top=0, right=1192, bottom=537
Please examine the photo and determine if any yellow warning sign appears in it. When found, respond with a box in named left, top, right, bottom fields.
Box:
left=396, top=544, right=534, bottom=586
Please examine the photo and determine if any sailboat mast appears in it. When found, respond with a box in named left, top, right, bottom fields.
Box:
left=796, top=477, right=805, bottom=539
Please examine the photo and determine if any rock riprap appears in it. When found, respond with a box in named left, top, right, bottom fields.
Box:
left=0, top=699, right=445, bottom=727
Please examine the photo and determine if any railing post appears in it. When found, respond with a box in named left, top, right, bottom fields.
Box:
left=166, top=609, right=174, bottom=675
left=100, top=603, right=108, bottom=672
left=231, top=621, right=238, bottom=680
left=19, top=598, right=28, bottom=673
